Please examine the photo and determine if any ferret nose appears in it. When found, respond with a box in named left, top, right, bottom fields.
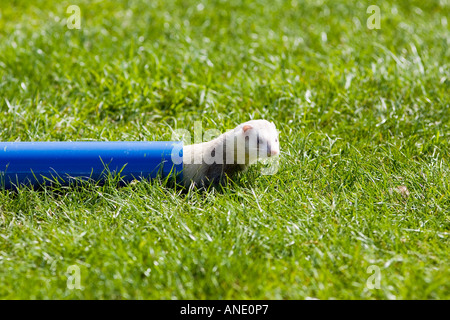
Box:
left=268, top=149, right=279, bottom=157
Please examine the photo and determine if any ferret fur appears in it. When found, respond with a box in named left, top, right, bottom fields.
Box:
left=182, top=120, right=279, bottom=188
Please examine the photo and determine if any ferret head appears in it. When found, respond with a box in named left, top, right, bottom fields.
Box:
left=233, top=119, right=280, bottom=164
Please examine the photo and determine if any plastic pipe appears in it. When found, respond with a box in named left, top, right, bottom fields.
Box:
left=0, top=141, right=183, bottom=189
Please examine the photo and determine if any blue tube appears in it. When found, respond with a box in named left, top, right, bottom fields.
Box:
left=0, top=141, right=183, bottom=189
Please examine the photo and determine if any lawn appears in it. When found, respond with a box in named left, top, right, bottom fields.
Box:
left=0, top=0, right=448, bottom=299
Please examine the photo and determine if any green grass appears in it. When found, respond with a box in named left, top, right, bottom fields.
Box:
left=0, top=0, right=449, bottom=299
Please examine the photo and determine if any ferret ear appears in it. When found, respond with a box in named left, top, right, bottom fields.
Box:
left=242, top=124, right=253, bottom=133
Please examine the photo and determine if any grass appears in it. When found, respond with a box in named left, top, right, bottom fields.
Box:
left=0, top=0, right=449, bottom=299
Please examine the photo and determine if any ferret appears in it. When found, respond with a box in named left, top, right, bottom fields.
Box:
left=182, top=120, right=280, bottom=188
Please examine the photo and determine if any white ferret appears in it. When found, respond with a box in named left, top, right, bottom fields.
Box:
left=182, top=120, right=280, bottom=188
